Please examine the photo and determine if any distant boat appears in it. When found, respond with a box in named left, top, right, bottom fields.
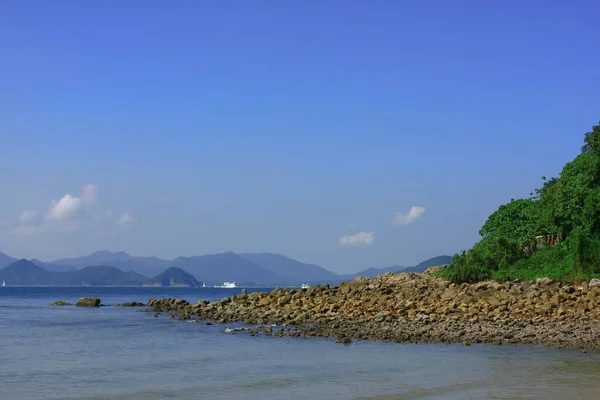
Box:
left=215, top=281, right=238, bottom=288
left=301, top=283, right=310, bottom=289
left=202, top=282, right=206, bottom=288
left=2, top=280, right=5, bottom=287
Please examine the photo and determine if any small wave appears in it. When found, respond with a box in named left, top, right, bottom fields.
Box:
left=224, top=327, right=250, bottom=333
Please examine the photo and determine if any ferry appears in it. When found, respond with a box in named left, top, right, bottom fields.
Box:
left=215, top=281, right=238, bottom=288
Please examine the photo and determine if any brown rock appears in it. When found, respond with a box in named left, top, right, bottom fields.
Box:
left=76, top=298, right=101, bottom=307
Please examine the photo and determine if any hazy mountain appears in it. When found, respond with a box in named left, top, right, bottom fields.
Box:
left=402, top=255, right=453, bottom=273
left=0, top=250, right=455, bottom=286
left=149, top=267, right=201, bottom=287
left=0, top=259, right=52, bottom=285
left=171, top=252, right=290, bottom=286
left=238, top=253, right=336, bottom=283
left=0, top=252, right=18, bottom=269
left=49, top=251, right=329, bottom=284
left=29, top=258, right=76, bottom=272
left=52, top=251, right=170, bottom=276
left=64, top=266, right=150, bottom=286
left=0, top=260, right=197, bottom=287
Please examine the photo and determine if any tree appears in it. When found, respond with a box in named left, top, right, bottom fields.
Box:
left=436, top=120, right=600, bottom=283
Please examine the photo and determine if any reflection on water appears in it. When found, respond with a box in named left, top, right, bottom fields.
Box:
left=1, top=287, right=599, bottom=400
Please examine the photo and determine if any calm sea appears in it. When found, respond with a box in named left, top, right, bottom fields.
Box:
left=1, top=286, right=600, bottom=400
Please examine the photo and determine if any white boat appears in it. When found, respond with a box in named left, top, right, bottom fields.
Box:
left=1, top=280, right=5, bottom=287
left=215, top=281, right=238, bottom=288
left=301, top=283, right=311, bottom=289
left=202, top=282, right=206, bottom=288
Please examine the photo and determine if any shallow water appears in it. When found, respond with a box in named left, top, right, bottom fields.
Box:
left=1, top=287, right=600, bottom=400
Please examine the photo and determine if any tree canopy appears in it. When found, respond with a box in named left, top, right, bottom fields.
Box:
left=436, top=121, right=600, bottom=283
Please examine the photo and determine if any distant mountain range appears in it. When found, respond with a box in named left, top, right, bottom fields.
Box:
left=0, top=259, right=201, bottom=287
left=0, top=250, right=452, bottom=286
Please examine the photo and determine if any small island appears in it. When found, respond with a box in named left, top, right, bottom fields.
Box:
left=144, top=267, right=201, bottom=287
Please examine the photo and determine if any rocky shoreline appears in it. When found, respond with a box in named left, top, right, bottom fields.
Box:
left=147, top=270, right=600, bottom=349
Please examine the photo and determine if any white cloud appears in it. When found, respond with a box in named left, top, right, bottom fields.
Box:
left=81, top=184, right=98, bottom=205
left=339, top=231, right=375, bottom=247
left=348, top=222, right=359, bottom=229
left=46, top=194, right=82, bottom=221
left=19, top=211, right=40, bottom=224
left=116, top=213, right=133, bottom=226
left=392, top=206, right=426, bottom=226
left=45, top=184, right=99, bottom=221
left=10, top=184, right=132, bottom=237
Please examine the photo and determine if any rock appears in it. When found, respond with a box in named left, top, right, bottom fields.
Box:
left=589, top=278, right=600, bottom=288
left=50, top=301, right=71, bottom=306
left=536, top=277, right=553, bottom=286
left=142, top=273, right=600, bottom=351
left=258, top=297, right=271, bottom=306
left=277, top=296, right=291, bottom=306
left=116, top=302, right=146, bottom=307
left=75, top=298, right=101, bottom=307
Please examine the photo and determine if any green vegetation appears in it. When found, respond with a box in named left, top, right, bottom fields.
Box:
left=436, top=122, right=600, bottom=283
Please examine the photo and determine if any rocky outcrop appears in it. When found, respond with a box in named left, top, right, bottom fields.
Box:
left=523, top=234, right=563, bottom=255
left=116, top=301, right=146, bottom=307
left=75, top=297, right=101, bottom=307
left=143, top=273, right=600, bottom=349
left=50, top=301, right=71, bottom=306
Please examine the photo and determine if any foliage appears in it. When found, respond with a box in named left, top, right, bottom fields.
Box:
left=435, top=121, right=600, bottom=283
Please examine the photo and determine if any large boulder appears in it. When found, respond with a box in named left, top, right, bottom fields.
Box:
left=76, top=297, right=101, bottom=307
left=589, top=278, right=600, bottom=288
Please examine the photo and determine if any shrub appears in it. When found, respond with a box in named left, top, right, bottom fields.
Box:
left=440, top=121, right=600, bottom=283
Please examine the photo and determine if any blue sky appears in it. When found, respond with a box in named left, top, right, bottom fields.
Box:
left=1, top=1, right=599, bottom=273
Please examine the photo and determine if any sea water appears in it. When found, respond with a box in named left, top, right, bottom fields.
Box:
left=1, top=286, right=600, bottom=400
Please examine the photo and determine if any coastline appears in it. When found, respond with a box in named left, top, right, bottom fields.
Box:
left=144, top=268, right=600, bottom=350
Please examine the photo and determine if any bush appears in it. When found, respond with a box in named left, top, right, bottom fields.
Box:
left=439, top=121, right=600, bottom=283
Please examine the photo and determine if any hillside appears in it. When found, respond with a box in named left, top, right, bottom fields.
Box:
left=149, top=267, right=201, bottom=287
left=0, top=260, right=53, bottom=285
left=436, top=121, right=600, bottom=283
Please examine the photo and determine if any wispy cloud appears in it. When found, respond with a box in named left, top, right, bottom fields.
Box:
left=392, top=206, right=425, bottom=226
left=339, top=231, right=375, bottom=247
left=81, top=184, right=98, bottom=205
left=116, top=213, right=134, bottom=226
left=19, top=211, right=40, bottom=224
left=11, top=184, right=133, bottom=236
